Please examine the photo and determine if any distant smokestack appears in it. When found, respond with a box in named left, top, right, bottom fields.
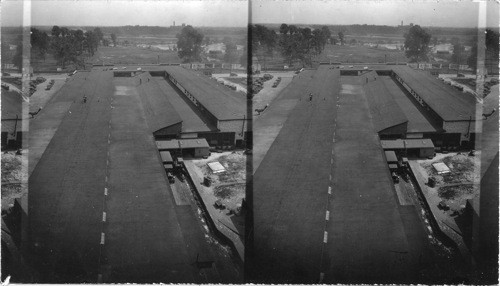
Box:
left=401, top=20, right=403, bottom=26
left=173, top=21, right=175, bottom=27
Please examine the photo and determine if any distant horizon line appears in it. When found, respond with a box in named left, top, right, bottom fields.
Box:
left=1, top=23, right=490, bottom=29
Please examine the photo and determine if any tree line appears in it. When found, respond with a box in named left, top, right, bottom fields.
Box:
left=29, top=26, right=117, bottom=69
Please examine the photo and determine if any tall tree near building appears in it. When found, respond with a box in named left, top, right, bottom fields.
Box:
left=31, top=28, right=50, bottom=60
left=93, top=27, right=104, bottom=44
left=224, top=42, right=238, bottom=63
left=111, top=33, right=117, bottom=46
left=451, top=43, right=464, bottom=64
left=176, top=25, right=204, bottom=62
left=404, top=25, right=431, bottom=62
left=320, top=26, right=331, bottom=47
left=12, top=41, right=23, bottom=71
left=467, top=29, right=499, bottom=72
left=338, top=31, right=345, bottom=45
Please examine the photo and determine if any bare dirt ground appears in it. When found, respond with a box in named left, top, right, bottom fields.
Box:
left=1, top=150, right=28, bottom=211
left=193, top=151, right=246, bottom=211
left=417, top=152, right=481, bottom=212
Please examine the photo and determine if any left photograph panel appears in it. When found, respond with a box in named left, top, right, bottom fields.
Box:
left=1, top=0, right=249, bottom=283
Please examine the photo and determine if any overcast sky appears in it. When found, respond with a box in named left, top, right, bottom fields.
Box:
left=253, top=0, right=497, bottom=28
left=1, top=0, right=498, bottom=28
left=2, top=0, right=249, bottom=27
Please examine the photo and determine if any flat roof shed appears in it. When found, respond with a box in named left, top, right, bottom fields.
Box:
left=381, top=139, right=434, bottom=150
left=159, top=151, right=173, bottom=163
left=384, top=151, right=398, bottom=163
left=156, top=138, right=210, bottom=150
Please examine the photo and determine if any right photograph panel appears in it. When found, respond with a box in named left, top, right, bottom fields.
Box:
left=248, top=0, right=499, bottom=284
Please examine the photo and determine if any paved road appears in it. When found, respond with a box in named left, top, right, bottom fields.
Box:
left=28, top=71, right=241, bottom=283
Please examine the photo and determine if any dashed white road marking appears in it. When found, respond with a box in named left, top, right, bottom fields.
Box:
left=102, top=212, right=107, bottom=222
left=100, top=233, right=105, bottom=245
left=323, top=231, right=328, bottom=243
left=328, top=186, right=332, bottom=194
left=104, top=188, right=108, bottom=196
left=325, top=210, right=330, bottom=221
left=331, top=158, right=333, bottom=164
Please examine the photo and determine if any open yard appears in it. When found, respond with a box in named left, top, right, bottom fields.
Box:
left=193, top=151, right=246, bottom=212
left=93, top=45, right=182, bottom=65
left=417, top=152, right=480, bottom=212
left=316, top=44, right=407, bottom=63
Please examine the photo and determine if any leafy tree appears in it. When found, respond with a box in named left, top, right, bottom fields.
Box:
left=176, top=25, right=204, bottom=62
left=451, top=43, right=464, bottom=64
left=51, top=25, right=61, bottom=37
left=338, top=31, right=345, bottom=45
left=93, top=27, right=104, bottom=45
left=12, top=41, right=23, bottom=71
left=31, top=28, right=50, bottom=60
left=224, top=41, right=238, bottom=63
left=278, top=24, right=321, bottom=67
left=320, top=26, right=331, bottom=47
left=279, top=24, right=289, bottom=35
left=467, top=29, right=499, bottom=72
left=404, top=25, right=431, bottom=62
left=111, top=33, right=117, bottom=46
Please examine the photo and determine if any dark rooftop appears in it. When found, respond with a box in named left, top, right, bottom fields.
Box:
left=362, top=71, right=408, bottom=132
left=392, top=66, right=477, bottom=121
left=136, top=73, right=183, bottom=133
left=164, top=66, right=246, bottom=121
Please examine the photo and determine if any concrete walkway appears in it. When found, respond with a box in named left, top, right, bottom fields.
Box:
left=183, top=160, right=244, bottom=261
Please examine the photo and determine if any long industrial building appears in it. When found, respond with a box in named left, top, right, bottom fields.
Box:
left=251, top=63, right=484, bottom=283
left=113, top=66, right=250, bottom=149
left=350, top=65, right=479, bottom=149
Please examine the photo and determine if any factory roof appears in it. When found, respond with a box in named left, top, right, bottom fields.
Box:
left=164, top=66, right=246, bottom=120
